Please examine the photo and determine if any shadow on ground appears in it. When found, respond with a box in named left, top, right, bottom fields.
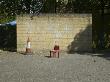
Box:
left=92, top=50, right=110, bottom=61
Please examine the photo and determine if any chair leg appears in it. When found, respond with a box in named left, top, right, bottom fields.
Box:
left=53, top=52, right=56, bottom=58
left=50, top=51, right=51, bottom=57
left=58, top=52, right=59, bottom=58
left=50, top=51, right=59, bottom=58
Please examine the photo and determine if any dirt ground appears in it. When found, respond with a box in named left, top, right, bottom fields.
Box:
left=0, top=51, right=110, bottom=82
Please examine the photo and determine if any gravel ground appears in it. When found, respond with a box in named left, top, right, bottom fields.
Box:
left=0, top=51, right=110, bottom=82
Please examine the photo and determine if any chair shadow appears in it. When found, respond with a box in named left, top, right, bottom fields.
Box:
left=45, top=56, right=51, bottom=58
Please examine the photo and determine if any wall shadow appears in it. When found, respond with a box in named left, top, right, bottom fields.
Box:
left=66, top=23, right=110, bottom=61
left=93, top=14, right=110, bottom=50
left=67, top=24, right=92, bottom=54
left=92, top=13, right=110, bottom=61
left=0, top=25, right=17, bottom=52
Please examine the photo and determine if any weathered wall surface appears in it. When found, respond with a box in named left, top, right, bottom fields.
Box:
left=17, top=14, right=92, bottom=52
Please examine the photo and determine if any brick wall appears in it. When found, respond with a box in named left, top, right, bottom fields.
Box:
left=17, top=14, right=92, bottom=52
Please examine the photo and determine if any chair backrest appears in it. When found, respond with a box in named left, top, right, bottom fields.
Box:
left=54, top=45, right=59, bottom=50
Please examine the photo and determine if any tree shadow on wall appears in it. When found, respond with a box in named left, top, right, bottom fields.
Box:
left=67, top=24, right=92, bottom=54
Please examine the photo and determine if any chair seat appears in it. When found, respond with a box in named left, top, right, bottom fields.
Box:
left=51, top=50, right=59, bottom=52
left=50, top=45, right=60, bottom=58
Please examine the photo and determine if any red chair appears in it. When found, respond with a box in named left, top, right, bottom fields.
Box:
left=50, top=45, right=60, bottom=58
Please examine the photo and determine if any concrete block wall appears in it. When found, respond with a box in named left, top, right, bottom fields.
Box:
left=17, top=14, right=92, bottom=52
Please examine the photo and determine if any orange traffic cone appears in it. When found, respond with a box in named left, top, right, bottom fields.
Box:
left=25, top=37, right=32, bottom=55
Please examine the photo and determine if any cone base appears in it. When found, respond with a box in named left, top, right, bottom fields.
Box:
left=24, top=52, right=33, bottom=55
left=25, top=48, right=33, bottom=55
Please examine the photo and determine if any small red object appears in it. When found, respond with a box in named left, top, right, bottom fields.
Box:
left=50, top=45, right=60, bottom=58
